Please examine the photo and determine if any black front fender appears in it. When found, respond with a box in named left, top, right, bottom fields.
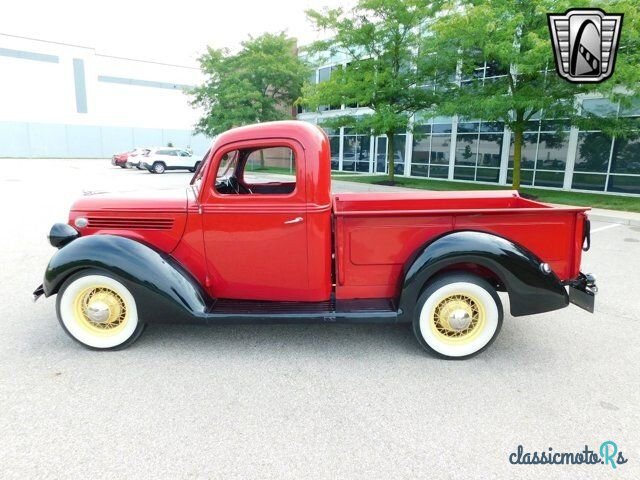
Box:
left=398, top=231, right=569, bottom=321
left=43, top=235, right=209, bottom=323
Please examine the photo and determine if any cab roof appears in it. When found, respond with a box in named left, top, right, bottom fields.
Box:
left=207, top=121, right=332, bottom=208
left=211, top=121, right=328, bottom=152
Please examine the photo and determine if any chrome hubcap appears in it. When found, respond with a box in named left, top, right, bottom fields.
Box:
left=448, top=309, right=472, bottom=331
left=86, top=301, right=111, bottom=324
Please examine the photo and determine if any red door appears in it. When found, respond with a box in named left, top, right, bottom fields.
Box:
left=199, top=139, right=311, bottom=301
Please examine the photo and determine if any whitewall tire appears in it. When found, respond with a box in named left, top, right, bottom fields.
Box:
left=413, top=273, right=503, bottom=359
left=56, top=271, right=145, bottom=350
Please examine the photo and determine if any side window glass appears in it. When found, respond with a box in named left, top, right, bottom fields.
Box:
left=214, top=147, right=296, bottom=195
left=243, top=147, right=296, bottom=194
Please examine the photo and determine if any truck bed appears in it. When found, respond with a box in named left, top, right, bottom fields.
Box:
left=332, top=190, right=589, bottom=300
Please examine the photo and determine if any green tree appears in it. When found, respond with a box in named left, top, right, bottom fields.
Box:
left=421, top=0, right=640, bottom=188
left=302, top=0, right=439, bottom=183
left=191, top=33, right=309, bottom=136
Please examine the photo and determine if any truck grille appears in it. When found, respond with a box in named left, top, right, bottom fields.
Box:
left=87, top=217, right=174, bottom=230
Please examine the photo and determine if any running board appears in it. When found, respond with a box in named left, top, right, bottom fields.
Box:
left=204, top=298, right=398, bottom=324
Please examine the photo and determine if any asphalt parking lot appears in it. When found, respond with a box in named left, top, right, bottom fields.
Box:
left=1, top=159, right=639, bottom=479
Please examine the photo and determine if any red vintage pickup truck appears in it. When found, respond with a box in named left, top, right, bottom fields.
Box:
left=34, top=121, right=596, bottom=358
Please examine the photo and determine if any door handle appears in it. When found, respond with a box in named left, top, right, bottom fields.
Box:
left=284, top=217, right=304, bottom=225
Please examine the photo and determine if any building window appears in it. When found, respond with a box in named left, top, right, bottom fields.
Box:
left=582, top=98, right=619, bottom=117
left=321, top=125, right=341, bottom=171
left=454, top=122, right=502, bottom=183
left=343, top=129, right=371, bottom=172
left=571, top=131, right=612, bottom=191
left=461, top=57, right=509, bottom=86
left=372, top=132, right=406, bottom=174
left=568, top=97, right=640, bottom=194
left=411, top=123, right=451, bottom=179
left=571, top=172, right=608, bottom=191
left=390, top=133, right=406, bottom=174
left=574, top=132, right=611, bottom=173
left=572, top=131, right=640, bottom=194
left=411, top=125, right=430, bottom=177
left=608, top=174, right=640, bottom=194
left=509, top=120, right=569, bottom=188
left=611, top=137, right=640, bottom=175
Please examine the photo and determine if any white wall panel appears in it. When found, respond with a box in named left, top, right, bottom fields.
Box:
left=0, top=34, right=209, bottom=157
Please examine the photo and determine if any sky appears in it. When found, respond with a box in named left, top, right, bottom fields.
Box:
left=1, top=0, right=353, bottom=67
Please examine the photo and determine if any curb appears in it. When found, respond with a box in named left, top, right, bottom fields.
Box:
left=545, top=203, right=640, bottom=227
left=588, top=213, right=640, bottom=227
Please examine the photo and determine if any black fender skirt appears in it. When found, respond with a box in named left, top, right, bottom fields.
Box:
left=43, top=235, right=210, bottom=324
left=398, top=231, right=569, bottom=321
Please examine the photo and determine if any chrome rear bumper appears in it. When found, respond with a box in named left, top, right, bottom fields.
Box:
left=568, top=273, right=596, bottom=313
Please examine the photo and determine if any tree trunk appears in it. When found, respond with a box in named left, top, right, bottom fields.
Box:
left=386, top=131, right=395, bottom=184
left=511, top=125, right=523, bottom=190
left=259, top=149, right=265, bottom=169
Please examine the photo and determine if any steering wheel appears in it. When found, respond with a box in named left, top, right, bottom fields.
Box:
left=222, top=177, right=252, bottom=194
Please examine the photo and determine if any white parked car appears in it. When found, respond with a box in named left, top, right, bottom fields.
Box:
left=139, top=148, right=200, bottom=174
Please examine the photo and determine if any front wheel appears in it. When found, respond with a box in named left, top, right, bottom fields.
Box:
left=189, top=161, right=200, bottom=173
left=413, top=273, right=503, bottom=359
left=56, top=270, right=145, bottom=350
left=152, top=162, right=166, bottom=174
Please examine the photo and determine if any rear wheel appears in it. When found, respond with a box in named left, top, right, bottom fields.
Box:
left=189, top=161, right=201, bottom=173
left=152, top=162, right=166, bottom=174
left=412, top=273, right=503, bottom=359
left=56, top=270, right=145, bottom=350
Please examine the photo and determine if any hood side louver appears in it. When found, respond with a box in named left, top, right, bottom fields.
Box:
left=87, top=217, right=174, bottom=230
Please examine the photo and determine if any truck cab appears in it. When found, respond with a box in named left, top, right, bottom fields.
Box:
left=187, top=123, right=333, bottom=302
left=35, top=121, right=597, bottom=358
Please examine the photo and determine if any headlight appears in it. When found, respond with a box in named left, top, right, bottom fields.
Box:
left=48, top=223, right=79, bottom=248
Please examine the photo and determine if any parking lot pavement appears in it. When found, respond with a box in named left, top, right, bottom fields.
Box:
left=1, top=159, right=639, bottom=479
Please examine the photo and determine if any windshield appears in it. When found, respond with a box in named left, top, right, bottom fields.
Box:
left=189, top=150, right=210, bottom=189
left=190, top=149, right=240, bottom=192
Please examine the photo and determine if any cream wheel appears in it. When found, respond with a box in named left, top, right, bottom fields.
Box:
left=56, top=271, right=145, bottom=349
left=413, top=273, right=503, bottom=359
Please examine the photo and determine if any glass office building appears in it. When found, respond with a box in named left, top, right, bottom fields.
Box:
left=298, top=64, right=640, bottom=196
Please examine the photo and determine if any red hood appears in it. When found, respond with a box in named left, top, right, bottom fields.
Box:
left=68, top=188, right=190, bottom=253
left=71, top=188, right=188, bottom=213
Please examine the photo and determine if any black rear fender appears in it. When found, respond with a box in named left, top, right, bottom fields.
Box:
left=398, top=231, right=568, bottom=321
